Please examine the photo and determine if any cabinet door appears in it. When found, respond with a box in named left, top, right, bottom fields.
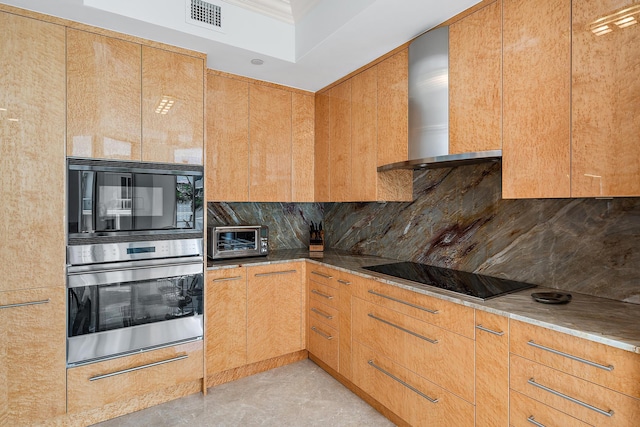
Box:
left=502, top=0, right=571, bottom=198
left=329, top=81, right=352, bottom=201
left=351, top=67, right=378, bottom=201
left=206, top=268, right=247, bottom=373
left=449, top=0, right=502, bottom=154
left=206, top=73, right=249, bottom=201
left=142, top=46, right=204, bottom=164
left=67, top=29, right=141, bottom=160
left=247, top=263, right=303, bottom=363
left=249, top=84, right=292, bottom=201
left=571, top=0, right=640, bottom=197
left=476, top=311, right=509, bottom=426
left=0, top=12, right=65, bottom=292
left=314, top=92, right=331, bottom=201
left=291, top=92, right=315, bottom=202
left=0, top=287, right=66, bottom=424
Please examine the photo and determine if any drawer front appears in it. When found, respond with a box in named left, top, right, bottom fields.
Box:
left=510, top=354, right=640, bottom=427
left=67, top=340, right=203, bottom=413
left=511, top=320, right=640, bottom=399
left=352, top=297, right=475, bottom=403
left=308, top=322, right=339, bottom=372
left=352, top=341, right=475, bottom=427
left=307, top=265, right=338, bottom=288
left=309, top=298, right=339, bottom=330
left=309, top=281, right=339, bottom=308
left=510, top=390, right=591, bottom=427
left=352, top=278, right=475, bottom=338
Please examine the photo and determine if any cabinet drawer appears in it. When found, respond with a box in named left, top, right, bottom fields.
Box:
left=352, top=341, right=474, bottom=427
left=67, top=340, right=203, bottom=413
left=510, top=320, right=640, bottom=398
left=309, top=298, right=339, bottom=330
left=352, top=297, right=474, bottom=403
left=352, top=278, right=474, bottom=338
left=510, top=390, right=590, bottom=427
left=309, top=281, right=339, bottom=308
left=308, top=322, right=339, bottom=372
left=307, top=265, right=338, bottom=288
left=510, top=354, right=640, bottom=427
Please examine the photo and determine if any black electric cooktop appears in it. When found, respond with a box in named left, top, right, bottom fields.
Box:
left=362, top=262, right=536, bottom=301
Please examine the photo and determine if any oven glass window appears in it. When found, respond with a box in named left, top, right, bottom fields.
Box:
left=133, top=174, right=176, bottom=230
left=217, top=231, right=257, bottom=252
left=95, top=172, right=133, bottom=231
left=68, top=274, right=203, bottom=337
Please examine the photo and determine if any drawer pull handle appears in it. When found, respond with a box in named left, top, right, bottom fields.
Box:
left=311, top=326, right=333, bottom=340
left=311, top=307, right=333, bottom=320
left=311, top=289, right=333, bottom=300
left=337, top=279, right=351, bottom=285
left=527, top=416, right=545, bottom=427
left=212, top=276, right=243, bottom=282
left=527, top=378, right=614, bottom=417
left=311, top=271, right=333, bottom=279
left=89, top=355, right=189, bottom=381
left=254, top=269, right=297, bottom=277
left=367, top=290, right=438, bottom=314
left=368, top=360, right=439, bottom=404
left=476, top=324, right=505, bottom=336
left=368, top=313, right=438, bottom=344
left=0, top=299, right=50, bottom=310
left=527, top=340, right=614, bottom=371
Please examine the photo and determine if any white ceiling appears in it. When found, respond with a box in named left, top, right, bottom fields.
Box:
left=1, top=0, right=480, bottom=91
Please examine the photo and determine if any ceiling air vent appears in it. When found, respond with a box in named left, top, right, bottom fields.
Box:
left=186, top=0, right=223, bottom=32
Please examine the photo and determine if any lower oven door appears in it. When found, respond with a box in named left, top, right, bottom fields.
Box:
left=67, top=258, right=203, bottom=366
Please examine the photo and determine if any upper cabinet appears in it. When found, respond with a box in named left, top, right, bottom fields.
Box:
left=449, top=0, right=502, bottom=155
left=67, top=29, right=142, bottom=160
left=571, top=0, right=640, bottom=197
left=67, top=31, right=204, bottom=164
left=206, top=71, right=315, bottom=202
left=142, top=46, right=204, bottom=164
left=315, top=50, right=412, bottom=202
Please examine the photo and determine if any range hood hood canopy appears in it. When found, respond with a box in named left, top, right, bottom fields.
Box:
left=378, top=26, right=502, bottom=172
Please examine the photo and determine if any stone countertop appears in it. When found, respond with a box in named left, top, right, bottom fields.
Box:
left=207, top=249, right=640, bottom=354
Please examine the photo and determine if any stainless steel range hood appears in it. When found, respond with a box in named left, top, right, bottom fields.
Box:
left=378, top=26, right=501, bottom=172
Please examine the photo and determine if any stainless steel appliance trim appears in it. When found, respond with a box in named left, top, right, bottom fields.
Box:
left=211, top=276, right=243, bottom=282
left=0, top=299, right=50, bottom=310
left=310, top=307, right=333, bottom=320
left=254, top=269, right=297, bottom=277
left=527, top=378, right=614, bottom=417
left=368, top=313, right=438, bottom=344
left=367, top=289, right=439, bottom=314
left=311, top=326, right=333, bottom=340
left=476, top=324, right=505, bottom=336
left=377, top=150, right=502, bottom=171
left=67, top=259, right=203, bottom=288
left=311, top=271, right=333, bottom=279
left=527, top=416, right=546, bottom=427
left=368, top=360, right=439, bottom=403
left=311, top=289, right=333, bottom=300
left=68, top=157, right=204, bottom=175
left=67, top=315, right=203, bottom=366
left=67, top=239, right=203, bottom=266
left=89, top=354, right=189, bottom=381
left=527, top=340, right=614, bottom=371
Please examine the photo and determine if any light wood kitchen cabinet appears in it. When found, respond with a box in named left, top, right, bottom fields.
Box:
left=351, top=67, right=378, bottom=201
left=66, top=29, right=142, bottom=160
left=571, top=0, right=640, bottom=197
left=291, top=92, right=315, bottom=202
left=142, top=46, right=204, bottom=165
left=247, top=262, right=304, bottom=364
left=449, top=0, right=502, bottom=155
left=249, top=84, right=292, bottom=201
left=1, top=11, right=65, bottom=293
left=206, top=73, right=249, bottom=201
left=510, top=390, right=591, bottom=427
left=0, top=287, right=66, bottom=425
left=205, top=268, right=247, bottom=373
left=314, top=92, right=331, bottom=201
left=475, top=311, right=509, bottom=426
left=328, top=80, right=352, bottom=202
left=502, top=0, right=572, bottom=199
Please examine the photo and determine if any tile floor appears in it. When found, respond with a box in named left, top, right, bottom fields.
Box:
left=93, top=359, right=395, bottom=426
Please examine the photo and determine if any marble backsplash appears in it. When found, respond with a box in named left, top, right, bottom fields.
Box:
left=208, top=163, right=640, bottom=303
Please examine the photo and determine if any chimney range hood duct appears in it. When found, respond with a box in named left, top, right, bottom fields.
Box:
left=378, top=26, right=501, bottom=172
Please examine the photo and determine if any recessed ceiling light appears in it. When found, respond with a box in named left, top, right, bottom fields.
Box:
left=251, top=58, right=264, bottom=65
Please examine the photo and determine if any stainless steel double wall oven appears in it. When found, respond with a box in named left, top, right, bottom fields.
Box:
left=66, top=158, right=204, bottom=366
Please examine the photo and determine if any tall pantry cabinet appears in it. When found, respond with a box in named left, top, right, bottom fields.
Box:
left=0, top=10, right=67, bottom=425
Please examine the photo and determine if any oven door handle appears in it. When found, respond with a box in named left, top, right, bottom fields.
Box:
left=68, top=259, right=203, bottom=276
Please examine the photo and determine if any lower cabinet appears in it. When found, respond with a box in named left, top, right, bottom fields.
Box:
left=0, top=287, right=66, bottom=425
